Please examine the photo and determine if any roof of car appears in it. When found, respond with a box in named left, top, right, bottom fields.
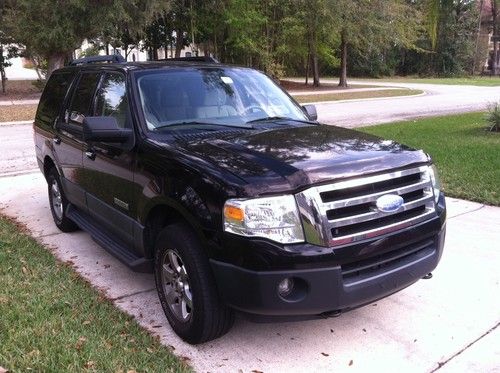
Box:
left=55, top=60, right=246, bottom=76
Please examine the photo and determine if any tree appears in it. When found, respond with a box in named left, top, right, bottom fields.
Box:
left=0, top=0, right=20, bottom=93
left=328, top=0, right=423, bottom=87
left=2, top=0, right=170, bottom=78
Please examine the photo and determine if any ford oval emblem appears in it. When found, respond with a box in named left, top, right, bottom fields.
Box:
left=376, top=194, right=404, bottom=213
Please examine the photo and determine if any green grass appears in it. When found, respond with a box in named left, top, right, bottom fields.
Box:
left=353, top=76, right=500, bottom=87
left=293, top=89, right=423, bottom=103
left=361, top=112, right=500, bottom=206
left=0, top=216, right=191, bottom=372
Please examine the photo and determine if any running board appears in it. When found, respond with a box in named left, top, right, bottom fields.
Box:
left=67, top=205, right=153, bottom=273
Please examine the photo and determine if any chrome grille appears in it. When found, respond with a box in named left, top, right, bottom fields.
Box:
left=295, top=166, right=437, bottom=247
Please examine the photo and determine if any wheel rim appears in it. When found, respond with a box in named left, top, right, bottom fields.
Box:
left=51, top=179, right=63, bottom=221
left=161, top=249, right=192, bottom=322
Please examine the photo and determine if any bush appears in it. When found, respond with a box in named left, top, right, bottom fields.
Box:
left=485, top=102, right=500, bottom=132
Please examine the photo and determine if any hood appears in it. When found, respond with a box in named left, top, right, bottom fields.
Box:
left=174, top=124, right=429, bottom=195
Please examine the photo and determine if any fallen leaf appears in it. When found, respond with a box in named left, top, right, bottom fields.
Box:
left=104, top=264, right=111, bottom=269
left=321, top=352, right=329, bottom=357
left=75, top=337, right=87, bottom=351
left=127, top=370, right=138, bottom=373
left=349, top=360, right=353, bottom=366
left=330, top=329, right=334, bottom=333
left=84, top=361, right=95, bottom=369
left=83, top=320, right=91, bottom=326
left=152, top=325, right=162, bottom=328
left=22, top=266, right=28, bottom=275
left=251, top=370, right=264, bottom=373
left=362, top=328, right=367, bottom=332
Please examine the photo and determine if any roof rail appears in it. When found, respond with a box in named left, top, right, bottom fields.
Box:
left=160, top=56, right=220, bottom=64
left=69, top=54, right=126, bottom=66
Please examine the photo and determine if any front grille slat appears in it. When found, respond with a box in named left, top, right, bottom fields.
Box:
left=328, top=193, right=434, bottom=228
left=295, top=166, right=437, bottom=247
left=321, top=180, right=430, bottom=210
left=341, top=239, right=434, bottom=276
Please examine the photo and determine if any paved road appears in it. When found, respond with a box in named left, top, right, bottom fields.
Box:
left=0, top=123, right=38, bottom=177
left=296, top=79, right=500, bottom=127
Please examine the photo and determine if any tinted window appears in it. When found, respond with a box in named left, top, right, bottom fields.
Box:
left=136, top=68, right=308, bottom=130
left=95, top=73, right=129, bottom=128
left=36, top=71, right=75, bottom=126
left=68, top=72, right=101, bottom=124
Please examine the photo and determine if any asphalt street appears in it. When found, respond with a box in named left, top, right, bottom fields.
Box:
left=0, top=82, right=499, bottom=372
left=297, top=79, right=500, bottom=127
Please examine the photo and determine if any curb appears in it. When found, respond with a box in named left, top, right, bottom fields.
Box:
left=0, top=120, right=33, bottom=126
left=302, top=90, right=427, bottom=105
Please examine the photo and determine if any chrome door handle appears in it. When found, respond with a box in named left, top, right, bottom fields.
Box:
left=85, top=150, right=96, bottom=160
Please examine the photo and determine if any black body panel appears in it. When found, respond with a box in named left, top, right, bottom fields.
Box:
left=33, top=61, right=447, bottom=320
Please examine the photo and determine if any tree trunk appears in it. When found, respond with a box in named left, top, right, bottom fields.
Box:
left=305, top=51, right=310, bottom=85
left=339, top=30, right=348, bottom=88
left=46, top=52, right=66, bottom=79
left=312, top=54, right=319, bottom=87
left=175, top=29, right=183, bottom=58
left=0, top=45, right=6, bottom=94
left=493, top=1, right=499, bottom=75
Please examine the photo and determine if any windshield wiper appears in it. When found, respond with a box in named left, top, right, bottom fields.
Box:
left=246, top=116, right=316, bottom=124
left=154, top=121, right=254, bottom=130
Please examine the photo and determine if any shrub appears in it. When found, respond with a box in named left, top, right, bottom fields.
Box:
left=485, top=102, right=500, bottom=132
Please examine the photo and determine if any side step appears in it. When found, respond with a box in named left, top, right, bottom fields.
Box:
left=67, top=205, right=153, bottom=273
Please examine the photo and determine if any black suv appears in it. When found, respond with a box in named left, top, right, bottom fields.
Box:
left=34, top=56, right=446, bottom=344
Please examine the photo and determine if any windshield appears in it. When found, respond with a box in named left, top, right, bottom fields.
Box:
left=135, top=67, right=309, bottom=130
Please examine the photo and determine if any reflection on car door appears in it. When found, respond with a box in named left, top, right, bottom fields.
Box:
left=55, top=71, right=101, bottom=210
left=81, top=72, right=141, bottom=251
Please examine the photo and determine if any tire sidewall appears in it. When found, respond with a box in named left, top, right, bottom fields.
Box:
left=47, top=169, right=64, bottom=226
left=154, top=225, right=221, bottom=343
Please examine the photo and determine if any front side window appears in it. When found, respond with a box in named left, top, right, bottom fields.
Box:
left=67, top=72, right=101, bottom=125
left=95, top=73, right=129, bottom=128
left=136, top=67, right=308, bottom=130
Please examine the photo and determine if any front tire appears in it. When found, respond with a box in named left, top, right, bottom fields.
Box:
left=154, top=223, right=234, bottom=344
left=47, top=167, right=78, bottom=232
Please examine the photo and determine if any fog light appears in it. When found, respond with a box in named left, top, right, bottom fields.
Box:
left=278, top=277, right=294, bottom=297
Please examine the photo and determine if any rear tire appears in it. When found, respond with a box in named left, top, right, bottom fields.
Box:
left=154, top=223, right=234, bottom=344
left=47, top=167, right=78, bottom=232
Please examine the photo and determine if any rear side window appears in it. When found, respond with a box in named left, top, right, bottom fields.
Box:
left=36, top=71, right=75, bottom=126
left=67, top=72, right=101, bottom=125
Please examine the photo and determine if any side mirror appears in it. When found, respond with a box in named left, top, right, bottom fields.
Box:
left=82, top=117, right=132, bottom=143
left=302, top=104, right=318, bottom=121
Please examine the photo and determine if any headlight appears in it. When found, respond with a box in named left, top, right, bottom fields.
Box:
left=223, top=195, right=305, bottom=244
left=428, top=164, right=442, bottom=203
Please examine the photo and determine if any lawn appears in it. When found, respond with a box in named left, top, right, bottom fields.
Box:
left=0, top=216, right=191, bottom=372
left=0, top=80, right=41, bottom=101
left=293, top=89, right=423, bottom=103
left=354, top=76, right=500, bottom=87
left=361, top=112, right=500, bottom=206
left=0, top=104, right=37, bottom=122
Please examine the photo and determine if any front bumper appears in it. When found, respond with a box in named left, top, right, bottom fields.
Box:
left=211, top=223, right=446, bottom=317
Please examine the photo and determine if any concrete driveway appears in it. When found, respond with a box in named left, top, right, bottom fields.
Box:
left=0, top=122, right=499, bottom=372
left=291, top=79, right=500, bottom=127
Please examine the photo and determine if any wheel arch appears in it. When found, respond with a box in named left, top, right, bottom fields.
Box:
left=142, top=202, right=213, bottom=259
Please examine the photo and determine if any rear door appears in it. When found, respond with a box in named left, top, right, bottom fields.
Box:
left=54, top=71, right=102, bottom=209
left=81, top=71, right=140, bottom=250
